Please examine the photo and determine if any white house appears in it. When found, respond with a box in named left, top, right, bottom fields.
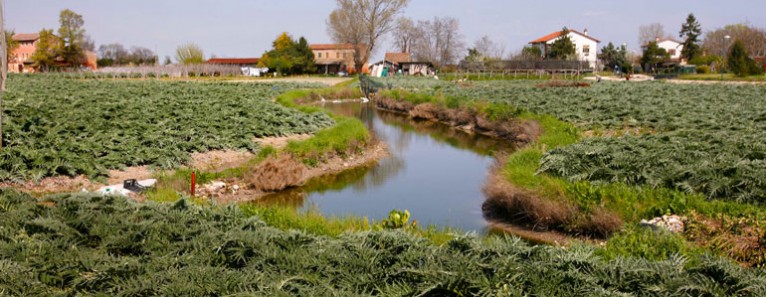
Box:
left=645, top=38, right=684, bottom=63
left=529, top=28, right=600, bottom=68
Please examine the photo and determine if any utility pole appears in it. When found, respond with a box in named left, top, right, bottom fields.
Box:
left=0, top=0, right=6, bottom=148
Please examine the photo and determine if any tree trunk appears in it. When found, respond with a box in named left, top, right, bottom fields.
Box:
left=0, top=0, right=6, bottom=147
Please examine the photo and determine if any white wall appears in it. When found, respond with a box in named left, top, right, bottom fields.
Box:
left=657, top=40, right=684, bottom=61
left=546, top=32, right=599, bottom=68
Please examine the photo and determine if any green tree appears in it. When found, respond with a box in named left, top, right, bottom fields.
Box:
left=259, top=33, right=316, bottom=75
left=679, top=13, right=702, bottom=61
left=58, top=9, right=86, bottom=67
left=464, top=48, right=481, bottom=62
left=175, top=43, right=204, bottom=64
left=31, top=29, right=59, bottom=71
left=2, top=30, right=18, bottom=91
left=727, top=39, right=764, bottom=77
left=640, top=41, right=669, bottom=72
left=548, top=28, right=576, bottom=60
left=598, top=42, right=627, bottom=70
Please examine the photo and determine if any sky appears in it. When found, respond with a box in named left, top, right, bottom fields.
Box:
left=6, top=0, right=766, bottom=62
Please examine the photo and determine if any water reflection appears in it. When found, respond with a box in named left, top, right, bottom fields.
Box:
left=252, top=102, right=513, bottom=232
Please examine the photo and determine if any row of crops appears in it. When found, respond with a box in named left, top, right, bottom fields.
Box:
left=376, top=77, right=766, bottom=203
left=1, top=190, right=763, bottom=296
left=0, top=75, right=333, bottom=182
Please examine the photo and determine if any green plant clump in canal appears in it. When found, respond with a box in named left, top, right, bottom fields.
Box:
left=0, top=75, right=333, bottom=182
left=3, top=190, right=765, bottom=296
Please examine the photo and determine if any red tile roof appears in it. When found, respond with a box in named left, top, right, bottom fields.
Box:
left=206, top=58, right=260, bottom=65
left=529, top=29, right=600, bottom=44
left=309, top=44, right=357, bottom=50
left=385, top=52, right=412, bottom=64
left=12, top=33, right=40, bottom=42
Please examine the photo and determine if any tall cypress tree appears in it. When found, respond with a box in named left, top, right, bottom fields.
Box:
left=679, top=13, right=702, bottom=61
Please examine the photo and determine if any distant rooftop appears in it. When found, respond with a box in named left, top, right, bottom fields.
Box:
left=309, top=44, right=357, bottom=51
left=529, top=28, right=600, bottom=44
left=207, top=58, right=260, bottom=65
left=13, top=33, right=40, bottom=42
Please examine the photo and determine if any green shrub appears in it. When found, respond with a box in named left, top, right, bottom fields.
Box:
left=696, top=65, right=710, bottom=74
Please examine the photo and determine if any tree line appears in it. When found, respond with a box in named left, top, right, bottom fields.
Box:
left=634, top=15, right=765, bottom=76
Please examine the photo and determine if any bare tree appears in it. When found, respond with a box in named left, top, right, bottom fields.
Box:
left=128, top=46, right=157, bottom=65
left=412, top=17, right=465, bottom=68
left=704, top=23, right=766, bottom=58
left=473, top=35, right=505, bottom=60
left=638, top=23, right=668, bottom=45
left=327, top=0, right=409, bottom=73
left=99, top=43, right=128, bottom=65
left=392, top=17, right=416, bottom=53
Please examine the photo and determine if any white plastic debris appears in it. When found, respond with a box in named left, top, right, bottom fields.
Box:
left=640, top=215, right=686, bottom=233
left=96, top=179, right=157, bottom=196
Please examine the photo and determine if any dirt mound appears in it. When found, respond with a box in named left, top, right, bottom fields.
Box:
left=535, top=81, right=591, bottom=88
left=376, top=97, right=539, bottom=146
left=481, top=160, right=622, bottom=238
left=248, top=154, right=308, bottom=192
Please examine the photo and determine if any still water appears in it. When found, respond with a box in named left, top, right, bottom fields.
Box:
left=257, top=102, right=512, bottom=232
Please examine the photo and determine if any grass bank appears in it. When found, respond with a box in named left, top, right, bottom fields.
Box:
left=380, top=83, right=766, bottom=266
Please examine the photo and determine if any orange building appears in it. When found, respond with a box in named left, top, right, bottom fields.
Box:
left=10, top=33, right=40, bottom=73
left=309, top=43, right=368, bottom=74
left=10, top=32, right=98, bottom=72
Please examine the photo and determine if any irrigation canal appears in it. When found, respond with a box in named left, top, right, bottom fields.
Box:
left=257, top=102, right=513, bottom=233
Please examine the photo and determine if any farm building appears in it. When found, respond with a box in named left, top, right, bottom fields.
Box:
left=10, top=32, right=98, bottom=72
left=310, top=43, right=367, bottom=74
left=529, top=28, right=600, bottom=68
left=206, top=58, right=267, bottom=76
left=369, top=52, right=434, bottom=77
left=10, top=33, right=40, bottom=73
left=642, top=38, right=685, bottom=63
left=206, top=57, right=260, bottom=67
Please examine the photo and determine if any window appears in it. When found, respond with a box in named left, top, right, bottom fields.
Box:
left=336, top=52, right=340, bottom=58
left=583, top=45, right=590, bottom=56
left=318, top=52, right=322, bottom=58
left=668, top=49, right=676, bottom=56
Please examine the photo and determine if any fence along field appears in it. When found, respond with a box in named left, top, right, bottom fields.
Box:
left=1, top=190, right=764, bottom=296
left=0, top=75, right=333, bottom=182
left=378, top=78, right=766, bottom=203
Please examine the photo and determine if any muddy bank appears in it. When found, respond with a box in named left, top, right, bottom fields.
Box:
left=481, top=158, right=622, bottom=239
left=204, top=140, right=388, bottom=204
left=374, top=96, right=541, bottom=146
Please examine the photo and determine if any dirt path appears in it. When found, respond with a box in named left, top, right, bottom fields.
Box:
left=228, top=77, right=353, bottom=86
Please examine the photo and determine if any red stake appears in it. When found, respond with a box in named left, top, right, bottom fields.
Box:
left=191, top=172, right=196, bottom=196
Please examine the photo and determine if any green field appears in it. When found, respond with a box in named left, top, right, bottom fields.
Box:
left=0, top=75, right=333, bottom=181
left=2, top=190, right=763, bottom=296
left=376, top=78, right=766, bottom=203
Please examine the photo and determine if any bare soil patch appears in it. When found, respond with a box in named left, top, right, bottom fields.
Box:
left=228, top=77, right=352, bottom=86
left=190, top=150, right=254, bottom=172
left=254, top=134, right=312, bottom=149
left=206, top=140, right=388, bottom=204
left=0, top=175, right=96, bottom=195
left=107, top=166, right=154, bottom=185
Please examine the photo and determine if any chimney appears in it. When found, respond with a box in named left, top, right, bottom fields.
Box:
left=583, top=28, right=588, bottom=36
